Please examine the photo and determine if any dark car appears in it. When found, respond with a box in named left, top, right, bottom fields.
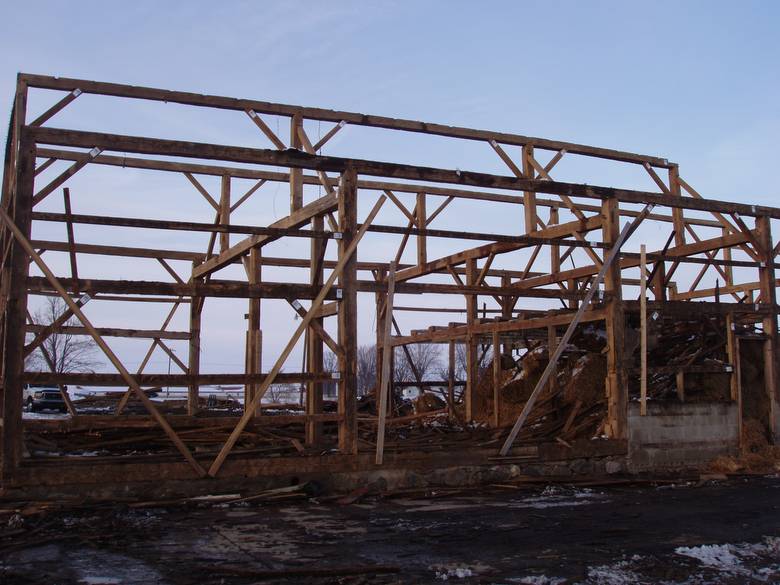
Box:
left=23, top=384, right=67, bottom=413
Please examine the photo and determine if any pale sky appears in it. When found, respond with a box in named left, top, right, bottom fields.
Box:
left=1, top=1, right=778, bottom=378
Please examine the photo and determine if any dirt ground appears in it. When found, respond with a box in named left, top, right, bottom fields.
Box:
left=1, top=476, right=779, bottom=584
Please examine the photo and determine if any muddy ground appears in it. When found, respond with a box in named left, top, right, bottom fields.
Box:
left=1, top=476, right=779, bottom=584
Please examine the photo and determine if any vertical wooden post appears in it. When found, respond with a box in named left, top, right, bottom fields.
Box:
left=521, top=144, right=537, bottom=233
left=722, top=227, right=734, bottom=287
left=756, top=215, right=778, bottom=437
left=501, top=274, right=514, bottom=356
left=245, top=248, right=262, bottom=418
left=651, top=260, right=667, bottom=302
left=416, top=192, right=427, bottom=265
left=602, top=197, right=627, bottom=438
left=735, top=336, right=744, bottom=448
left=550, top=207, right=560, bottom=274
left=188, top=266, right=202, bottom=416
left=375, top=262, right=396, bottom=465
left=219, top=175, right=231, bottom=252
left=669, top=164, right=686, bottom=246
left=640, top=244, right=648, bottom=416
left=726, top=312, right=738, bottom=402
left=547, top=324, right=557, bottom=394
left=464, top=257, right=478, bottom=421
left=337, top=169, right=358, bottom=454
left=447, top=339, right=455, bottom=419
left=675, top=371, right=685, bottom=402
left=567, top=278, right=578, bottom=310
left=374, top=268, right=387, bottom=395
left=492, top=330, right=500, bottom=427
left=289, top=114, right=303, bottom=212
left=306, top=213, right=324, bottom=444
left=1, top=123, right=33, bottom=479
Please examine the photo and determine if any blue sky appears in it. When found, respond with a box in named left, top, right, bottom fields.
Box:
left=1, top=1, right=778, bottom=376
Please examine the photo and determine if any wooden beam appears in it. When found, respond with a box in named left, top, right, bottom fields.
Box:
left=245, top=109, right=286, bottom=150
left=23, top=73, right=671, bottom=166
left=394, top=215, right=603, bottom=283
left=43, top=148, right=727, bottom=227
left=31, top=127, right=778, bottom=218
left=32, top=149, right=100, bottom=206
left=375, top=262, right=396, bottom=465
left=192, top=193, right=338, bottom=278
left=29, top=88, right=82, bottom=127
left=640, top=244, right=648, bottom=416
left=62, top=188, right=79, bottom=292
left=25, top=324, right=189, bottom=340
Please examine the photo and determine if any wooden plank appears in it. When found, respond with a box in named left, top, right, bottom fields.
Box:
left=219, top=175, right=230, bottom=252
left=513, top=231, right=753, bottom=292
left=375, top=262, right=396, bottom=465
left=43, top=147, right=728, bottom=227
left=492, top=330, right=500, bottom=427
left=61, top=188, right=79, bottom=292
left=465, top=258, right=478, bottom=420
left=22, top=73, right=671, bottom=166
left=394, top=215, right=603, bottom=283
left=24, top=371, right=331, bottom=386
left=192, top=193, right=338, bottom=278
left=183, top=172, right=219, bottom=211
left=640, top=244, right=648, bottom=416
left=1, top=115, right=32, bottom=478
left=338, top=169, right=359, bottom=455
left=245, top=109, right=286, bottom=150
left=31, top=127, right=780, bottom=219
left=29, top=88, right=81, bottom=127
left=416, top=192, right=427, bottom=265
left=29, top=239, right=204, bottom=262
left=499, top=202, right=653, bottom=456
left=206, top=193, right=386, bottom=477
left=32, top=150, right=100, bottom=206
left=24, top=324, right=189, bottom=340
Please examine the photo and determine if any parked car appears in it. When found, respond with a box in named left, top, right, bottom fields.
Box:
left=23, top=384, right=67, bottom=413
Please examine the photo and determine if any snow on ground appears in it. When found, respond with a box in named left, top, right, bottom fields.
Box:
left=506, top=486, right=607, bottom=510
left=674, top=537, right=780, bottom=581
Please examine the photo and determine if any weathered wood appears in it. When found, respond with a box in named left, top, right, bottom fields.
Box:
left=337, top=169, right=359, bottom=455
left=30, top=127, right=780, bottom=218
left=24, top=324, right=189, bottom=340
left=375, top=262, right=396, bottom=465
left=192, top=193, right=338, bottom=278
left=39, top=147, right=727, bottom=228
left=1, top=117, right=32, bottom=478
left=640, top=244, right=648, bottom=416
left=394, top=215, right=603, bottom=283
left=206, top=193, right=386, bottom=477
left=0, top=205, right=206, bottom=477
left=465, top=257, right=478, bottom=421
left=22, top=73, right=671, bottom=166
left=24, top=371, right=330, bottom=386
left=492, top=330, right=501, bottom=427
left=499, top=203, right=653, bottom=456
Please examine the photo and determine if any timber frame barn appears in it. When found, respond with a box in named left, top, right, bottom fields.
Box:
left=0, top=73, right=778, bottom=496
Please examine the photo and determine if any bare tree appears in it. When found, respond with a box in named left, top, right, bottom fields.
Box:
left=357, top=344, right=376, bottom=395
left=26, top=297, right=100, bottom=374
left=394, top=343, right=441, bottom=384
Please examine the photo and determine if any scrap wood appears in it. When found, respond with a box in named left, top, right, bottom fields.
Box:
left=221, top=483, right=310, bottom=505
left=207, top=563, right=400, bottom=579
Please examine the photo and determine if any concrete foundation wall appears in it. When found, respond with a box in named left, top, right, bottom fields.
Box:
left=628, top=402, right=739, bottom=472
